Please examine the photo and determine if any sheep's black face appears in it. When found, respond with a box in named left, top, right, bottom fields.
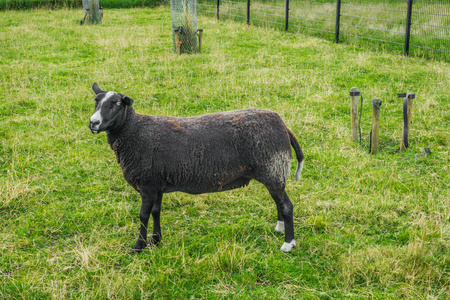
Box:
left=89, top=83, right=133, bottom=134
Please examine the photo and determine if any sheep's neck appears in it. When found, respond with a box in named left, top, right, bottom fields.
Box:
left=106, top=106, right=136, bottom=148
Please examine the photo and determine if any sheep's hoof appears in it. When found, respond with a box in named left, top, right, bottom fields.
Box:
left=274, top=221, right=285, bottom=234
left=280, top=239, right=296, bottom=252
left=130, top=240, right=147, bottom=254
left=148, top=234, right=161, bottom=247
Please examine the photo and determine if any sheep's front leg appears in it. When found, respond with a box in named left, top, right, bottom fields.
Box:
left=149, top=192, right=163, bottom=246
left=131, top=190, right=157, bottom=253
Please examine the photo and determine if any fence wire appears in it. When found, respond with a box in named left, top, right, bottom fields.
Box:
left=409, top=0, right=450, bottom=54
left=197, top=0, right=450, bottom=60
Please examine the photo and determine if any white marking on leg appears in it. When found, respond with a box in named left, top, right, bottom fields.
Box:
left=280, top=239, right=296, bottom=252
left=275, top=221, right=285, bottom=233
left=90, top=91, right=115, bottom=130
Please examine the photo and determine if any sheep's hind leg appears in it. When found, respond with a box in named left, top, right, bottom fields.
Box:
left=268, top=189, right=295, bottom=252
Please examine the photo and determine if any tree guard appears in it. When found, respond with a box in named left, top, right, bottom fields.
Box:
left=81, top=0, right=103, bottom=25
left=171, top=0, right=202, bottom=54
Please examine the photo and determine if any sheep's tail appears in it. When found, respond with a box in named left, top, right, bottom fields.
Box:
left=287, top=127, right=304, bottom=181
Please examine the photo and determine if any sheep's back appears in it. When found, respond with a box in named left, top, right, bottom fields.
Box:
left=123, top=109, right=292, bottom=193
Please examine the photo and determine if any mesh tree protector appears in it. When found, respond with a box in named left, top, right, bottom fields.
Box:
left=81, top=0, right=103, bottom=25
left=171, top=0, right=199, bottom=53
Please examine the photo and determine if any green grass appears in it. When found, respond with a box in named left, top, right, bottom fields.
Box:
left=1, top=6, right=450, bottom=299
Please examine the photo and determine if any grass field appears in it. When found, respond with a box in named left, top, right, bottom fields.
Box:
left=1, top=5, right=450, bottom=299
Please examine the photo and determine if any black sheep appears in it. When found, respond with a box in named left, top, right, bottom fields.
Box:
left=88, top=83, right=304, bottom=252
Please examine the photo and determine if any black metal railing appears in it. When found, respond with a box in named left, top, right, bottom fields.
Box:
left=198, top=0, right=450, bottom=60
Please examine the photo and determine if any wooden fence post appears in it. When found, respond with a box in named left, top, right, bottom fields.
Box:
left=370, top=98, right=382, bottom=154
left=197, top=29, right=203, bottom=52
left=350, top=87, right=360, bottom=142
left=399, top=92, right=415, bottom=151
left=174, top=29, right=181, bottom=55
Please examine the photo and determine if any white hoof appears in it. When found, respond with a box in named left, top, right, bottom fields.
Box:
left=275, top=221, right=285, bottom=233
left=280, top=239, right=296, bottom=252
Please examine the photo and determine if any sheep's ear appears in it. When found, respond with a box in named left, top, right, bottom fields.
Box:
left=121, top=95, right=134, bottom=106
left=92, top=83, right=105, bottom=95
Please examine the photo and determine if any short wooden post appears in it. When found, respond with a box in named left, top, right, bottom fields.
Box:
left=370, top=98, right=382, bottom=154
left=197, top=29, right=203, bottom=52
left=399, top=92, right=415, bottom=151
left=174, top=29, right=181, bottom=55
left=350, top=87, right=360, bottom=142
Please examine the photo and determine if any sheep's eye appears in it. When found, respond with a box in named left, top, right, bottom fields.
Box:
left=116, top=101, right=121, bottom=106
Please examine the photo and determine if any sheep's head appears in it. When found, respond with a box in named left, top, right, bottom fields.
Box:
left=89, top=83, right=133, bottom=134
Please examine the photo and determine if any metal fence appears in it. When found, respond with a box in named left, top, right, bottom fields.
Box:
left=198, top=0, right=450, bottom=60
